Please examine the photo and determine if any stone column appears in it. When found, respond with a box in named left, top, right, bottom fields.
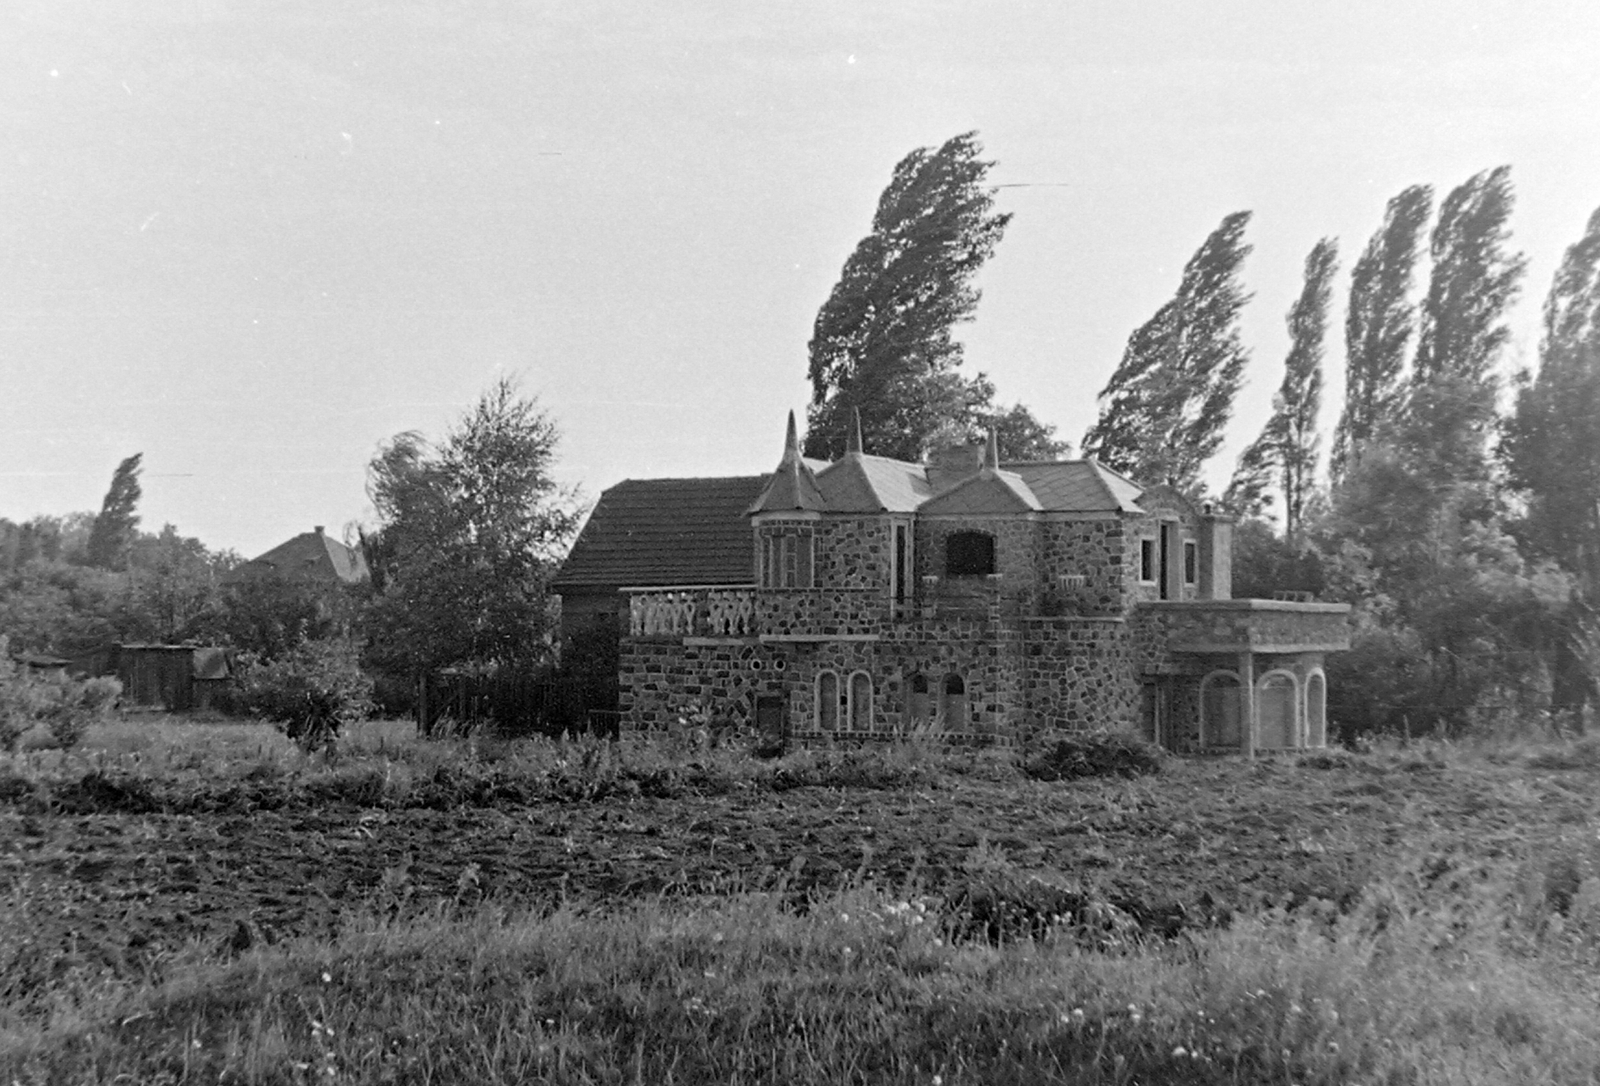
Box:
left=1239, top=650, right=1256, bottom=759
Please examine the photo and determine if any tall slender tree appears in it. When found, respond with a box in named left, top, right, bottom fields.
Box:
left=1082, top=211, right=1253, bottom=491
left=85, top=453, right=143, bottom=570
left=1505, top=204, right=1600, bottom=579
left=1225, top=237, right=1338, bottom=541
left=804, top=132, right=1015, bottom=461
left=1405, top=166, right=1527, bottom=496
left=1331, top=184, right=1432, bottom=480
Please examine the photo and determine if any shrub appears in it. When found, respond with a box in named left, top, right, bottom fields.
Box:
left=231, top=638, right=374, bottom=752
left=0, top=636, right=121, bottom=753
left=1021, top=727, right=1163, bottom=781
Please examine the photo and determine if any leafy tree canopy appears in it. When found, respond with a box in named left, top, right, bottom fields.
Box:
left=804, top=132, right=1061, bottom=462
left=85, top=454, right=143, bottom=570
left=361, top=376, right=582, bottom=676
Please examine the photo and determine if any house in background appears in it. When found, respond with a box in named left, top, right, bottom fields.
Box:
left=223, top=526, right=369, bottom=587
left=559, top=411, right=1351, bottom=752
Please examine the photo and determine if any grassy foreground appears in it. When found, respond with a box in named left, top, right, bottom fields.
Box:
left=4, top=718, right=1600, bottom=1083
left=6, top=875, right=1599, bottom=1085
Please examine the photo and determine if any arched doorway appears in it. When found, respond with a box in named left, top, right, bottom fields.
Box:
left=942, top=674, right=967, bottom=730
left=1258, top=672, right=1298, bottom=749
left=1200, top=672, right=1242, bottom=749
left=816, top=671, right=839, bottom=731
left=849, top=672, right=873, bottom=731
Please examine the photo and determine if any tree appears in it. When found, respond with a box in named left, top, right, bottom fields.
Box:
left=1082, top=211, right=1253, bottom=491
left=361, top=377, right=582, bottom=680
left=1225, top=237, right=1338, bottom=541
left=1414, top=166, right=1527, bottom=387
left=804, top=132, right=1014, bottom=462
left=1332, top=184, right=1432, bottom=480
left=1503, top=205, right=1600, bottom=722
left=85, top=454, right=143, bottom=570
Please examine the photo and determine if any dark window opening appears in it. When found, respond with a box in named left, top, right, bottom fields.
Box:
left=945, top=531, right=996, bottom=576
left=1139, top=538, right=1156, bottom=582
left=1183, top=540, right=1198, bottom=585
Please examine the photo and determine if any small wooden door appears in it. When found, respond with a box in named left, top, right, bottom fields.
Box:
left=755, top=695, right=786, bottom=750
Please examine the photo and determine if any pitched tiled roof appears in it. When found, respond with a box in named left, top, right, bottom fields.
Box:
left=553, top=476, right=765, bottom=590
left=1007, top=461, right=1146, bottom=513
left=225, top=528, right=369, bottom=585
left=920, top=467, right=1043, bottom=515
left=816, top=453, right=931, bottom=513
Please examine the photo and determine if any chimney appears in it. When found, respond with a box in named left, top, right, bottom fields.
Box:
left=1197, top=503, right=1233, bottom=600
left=314, top=525, right=324, bottom=536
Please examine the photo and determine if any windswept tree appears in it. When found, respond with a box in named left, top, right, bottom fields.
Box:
left=85, top=454, right=143, bottom=570
left=1503, top=205, right=1600, bottom=720
left=1332, top=184, right=1432, bottom=480
left=1225, top=237, right=1338, bottom=541
left=1082, top=211, right=1253, bottom=491
left=1505, top=204, right=1600, bottom=582
left=1403, top=166, right=1526, bottom=496
left=805, top=132, right=1031, bottom=461
left=361, top=377, right=583, bottom=680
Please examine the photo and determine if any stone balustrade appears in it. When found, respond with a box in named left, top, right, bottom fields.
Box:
left=626, top=586, right=758, bottom=638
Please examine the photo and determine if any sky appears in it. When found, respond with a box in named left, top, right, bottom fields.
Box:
left=3, top=0, right=1599, bottom=559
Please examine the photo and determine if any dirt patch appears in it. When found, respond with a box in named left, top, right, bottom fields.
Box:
left=3, top=752, right=1595, bottom=999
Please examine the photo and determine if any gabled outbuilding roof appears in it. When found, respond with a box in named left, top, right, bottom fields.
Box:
left=552, top=476, right=765, bottom=590
left=224, top=527, right=368, bottom=585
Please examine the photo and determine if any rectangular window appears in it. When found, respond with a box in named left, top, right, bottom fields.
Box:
left=762, top=528, right=815, bottom=589
left=1139, top=538, right=1156, bottom=583
left=1183, top=540, right=1198, bottom=585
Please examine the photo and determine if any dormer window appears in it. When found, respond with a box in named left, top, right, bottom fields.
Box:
left=945, top=531, right=996, bottom=577
left=761, top=525, right=814, bottom=589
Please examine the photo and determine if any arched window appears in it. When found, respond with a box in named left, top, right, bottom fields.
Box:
left=1257, top=671, right=1298, bottom=749
left=945, top=531, right=996, bottom=577
left=942, top=674, right=968, bottom=730
left=1200, top=671, right=1242, bottom=748
left=849, top=672, right=873, bottom=731
left=816, top=670, right=839, bottom=731
left=1306, top=671, right=1327, bottom=748
left=907, top=673, right=932, bottom=729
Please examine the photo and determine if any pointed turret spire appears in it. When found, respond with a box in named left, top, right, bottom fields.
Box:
left=747, top=410, right=826, bottom=514
left=984, top=428, right=1000, bottom=471
left=846, top=406, right=864, bottom=456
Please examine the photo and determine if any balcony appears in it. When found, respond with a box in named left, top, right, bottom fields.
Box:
left=623, top=585, right=884, bottom=641
left=1138, top=598, right=1351, bottom=654
left=626, top=586, right=759, bottom=639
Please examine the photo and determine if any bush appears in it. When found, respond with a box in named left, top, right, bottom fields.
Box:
left=1021, top=727, right=1163, bottom=781
left=231, top=638, right=374, bottom=752
left=0, top=636, right=121, bottom=753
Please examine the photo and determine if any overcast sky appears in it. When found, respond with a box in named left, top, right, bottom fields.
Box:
left=4, top=0, right=1599, bottom=558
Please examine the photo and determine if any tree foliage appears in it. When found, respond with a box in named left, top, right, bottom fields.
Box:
left=85, top=454, right=143, bottom=570
left=1225, top=237, right=1338, bottom=540
left=1504, top=205, right=1600, bottom=584
left=1414, top=166, right=1527, bottom=387
left=804, top=132, right=1023, bottom=462
left=1082, top=211, right=1253, bottom=491
left=361, top=377, right=582, bottom=677
left=1332, top=184, right=1432, bottom=480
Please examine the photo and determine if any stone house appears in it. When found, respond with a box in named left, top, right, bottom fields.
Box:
left=571, top=412, right=1350, bottom=752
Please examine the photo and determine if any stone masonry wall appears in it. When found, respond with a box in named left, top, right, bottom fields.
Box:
left=917, top=515, right=1039, bottom=617
left=1034, top=515, right=1128, bottom=616
left=813, top=517, right=894, bottom=592
left=1020, top=617, right=1140, bottom=730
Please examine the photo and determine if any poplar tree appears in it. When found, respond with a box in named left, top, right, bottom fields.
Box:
left=1331, top=184, right=1432, bottom=480
left=1405, top=166, right=1526, bottom=495
left=85, top=454, right=143, bottom=570
left=1504, top=205, right=1600, bottom=579
left=1225, top=237, right=1338, bottom=541
left=1082, top=211, right=1253, bottom=491
left=804, top=132, right=1017, bottom=461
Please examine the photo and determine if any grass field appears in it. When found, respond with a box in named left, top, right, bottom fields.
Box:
left=5, top=715, right=1600, bottom=1083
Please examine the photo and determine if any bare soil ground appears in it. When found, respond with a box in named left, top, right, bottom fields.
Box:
left=6, top=738, right=1595, bottom=995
